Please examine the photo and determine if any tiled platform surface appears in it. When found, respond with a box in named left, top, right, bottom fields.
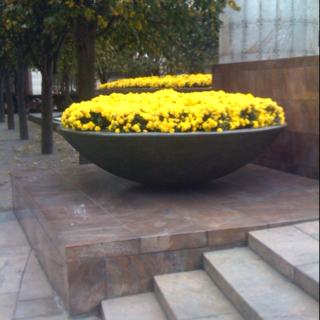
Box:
left=11, top=164, right=319, bottom=316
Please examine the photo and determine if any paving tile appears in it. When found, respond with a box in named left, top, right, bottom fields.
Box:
left=154, top=270, right=244, bottom=320
left=14, top=297, right=64, bottom=319
left=67, top=260, right=106, bottom=315
left=19, top=252, right=54, bottom=301
left=295, top=221, right=320, bottom=240
left=140, top=227, right=207, bottom=254
left=105, top=246, right=223, bottom=299
left=20, top=315, right=70, bottom=320
left=0, top=245, right=30, bottom=259
left=204, top=248, right=319, bottom=320
left=102, top=293, right=167, bottom=320
left=169, top=196, right=266, bottom=232
left=0, top=292, right=18, bottom=320
left=296, top=263, right=320, bottom=302
left=116, top=208, right=201, bottom=238
left=249, top=226, right=319, bottom=281
left=0, top=215, right=29, bottom=248
left=0, top=211, right=17, bottom=223
left=65, top=238, right=140, bottom=263
left=0, top=255, right=29, bottom=295
left=228, top=196, right=319, bottom=227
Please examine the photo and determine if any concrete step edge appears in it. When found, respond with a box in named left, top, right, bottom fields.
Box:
left=248, top=230, right=319, bottom=301
left=154, top=270, right=245, bottom=320
left=101, top=293, right=168, bottom=320
left=203, top=247, right=319, bottom=320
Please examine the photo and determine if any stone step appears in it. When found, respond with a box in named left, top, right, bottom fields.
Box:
left=204, top=248, right=319, bottom=320
left=101, top=293, right=168, bottom=320
left=248, top=224, right=319, bottom=301
left=154, top=270, right=245, bottom=320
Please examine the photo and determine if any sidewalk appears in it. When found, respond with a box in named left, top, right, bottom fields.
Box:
left=0, top=117, right=99, bottom=319
left=0, top=210, right=100, bottom=320
left=0, top=116, right=78, bottom=212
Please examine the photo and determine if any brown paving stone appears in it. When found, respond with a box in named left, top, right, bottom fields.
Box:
left=228, top=196, right=319, bottom=227
left=19, top=252, right=54, bottom=301
left=140, top=226, right=207, bottom=254
left=11, top=164, right=320, bottom=316
left=105, top=246, right=223, bottom=299
left=102, top=293, right=167, bottom=320
left=0, top=293, right=18, bottom=320
left=67, top=260, right=106, bottom=316
left=14, top=297, right=64, bottom=319
left=65, top=238, right=140, bottom=264
left=117, top=208, right=201, bottom=238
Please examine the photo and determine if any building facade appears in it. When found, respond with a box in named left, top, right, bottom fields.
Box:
left=220, top=0, right=319, bottom=63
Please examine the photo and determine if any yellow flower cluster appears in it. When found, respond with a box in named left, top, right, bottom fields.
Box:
left=61, top=89, right=285, bottom=134
left=99, top=74, right=212, bottom=89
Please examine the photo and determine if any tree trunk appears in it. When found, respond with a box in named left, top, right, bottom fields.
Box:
left=41, top=57, right=54, bottom=154
left=75, top=18, right=96, bottom=102
left=16, top=37, right=29, bottom=140
left=66, top=75, right=70, bottom=94
left=0, top=73, right=5, bottom=123
left=4, top=73, right=14, bottom=130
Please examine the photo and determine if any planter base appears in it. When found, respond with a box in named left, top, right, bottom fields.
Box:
left=58, top=125, right=286, bottom=186
left=12, top=164, right=319, bottom=315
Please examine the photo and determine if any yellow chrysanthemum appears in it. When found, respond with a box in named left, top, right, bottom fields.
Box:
left=62, top=89, right=285, bottom=134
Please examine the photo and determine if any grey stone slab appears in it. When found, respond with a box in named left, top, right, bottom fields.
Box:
left=21, top=315, right=70, bottom=320
left=0, top=292, right=18, bottom=320
left=249, top=226, right=319, bottom=282
left=0, top=255, right=29, bottom=294
left=14, top=297, right=64, bottom=319
left=296, top=263, right=320, bottom=302
left=154, top=270, right=244, bottom=320
left=102, top=293, right=167, bottom=320
left=204, top=248, right=319, bottom=320
left=0, top=211, right=17, bottom=223
left=0, top=245, right=30, bottom=259
left=0, top=218, right=29, bottom=248
left=19, top=252, right=54, bottom=301
left=295, top=221, right=320, bottom=240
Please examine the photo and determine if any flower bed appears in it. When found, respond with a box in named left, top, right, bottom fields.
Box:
left=99, top=74, right=212, bottom=89
left=61, top=89, right=285, bottom=134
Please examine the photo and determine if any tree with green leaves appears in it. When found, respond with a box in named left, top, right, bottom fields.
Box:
left=4, top=0, right=69, bottom=153
left=1, top=0, right=31, bottom=138
left=0, top=75, right=4, bottom=124
left=68, top=0, right=239, bottom=100
left=0, top=8, right=16, bottom=130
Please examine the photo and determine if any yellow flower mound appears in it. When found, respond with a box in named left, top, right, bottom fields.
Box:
left=99, top=74, right=212, bottom=89
left=62, top=89, right=285, bottom=134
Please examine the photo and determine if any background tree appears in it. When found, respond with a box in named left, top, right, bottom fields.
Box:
left=0, top=17, right=16, bottom=130
left=1, top=0, right=31, bottom=138
left=68, top=0, right=239, bottom=101
left=5, top=0, right=69, bottom=154
left=0, top=73, right=4, bottom=124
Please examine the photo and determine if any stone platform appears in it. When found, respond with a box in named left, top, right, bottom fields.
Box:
left=11, top=164, right=319, bottom=316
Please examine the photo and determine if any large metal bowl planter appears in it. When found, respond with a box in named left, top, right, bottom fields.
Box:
left=58, top=125, right=286, bottom=186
